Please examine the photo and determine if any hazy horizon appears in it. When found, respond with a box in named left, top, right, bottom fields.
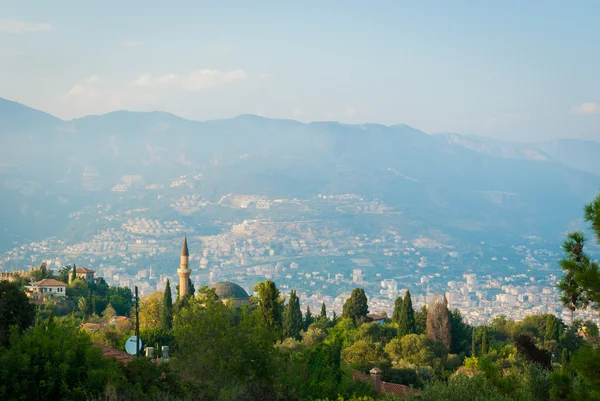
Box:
left=1, top=1, right=599, bottom=142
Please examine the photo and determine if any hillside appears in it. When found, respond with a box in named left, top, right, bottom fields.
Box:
left=0, top=98, right=599, bottom=251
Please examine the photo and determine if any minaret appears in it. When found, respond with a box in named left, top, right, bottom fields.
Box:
left=177, top=235, right=191, bottom=299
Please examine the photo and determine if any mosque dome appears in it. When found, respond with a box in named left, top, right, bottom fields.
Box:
left=210, top=281, right=250, bottom=300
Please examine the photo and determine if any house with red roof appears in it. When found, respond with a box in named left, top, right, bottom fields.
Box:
left=26, top=278, right=67, bottom=300
left=75, top=267, right=96, bottom=283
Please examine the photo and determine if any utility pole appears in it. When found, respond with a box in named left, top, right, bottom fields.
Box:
left=135, top=286, right=140, bottom=357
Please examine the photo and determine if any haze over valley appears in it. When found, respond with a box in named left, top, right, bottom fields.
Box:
left=1, top=97, right=599, bottom=324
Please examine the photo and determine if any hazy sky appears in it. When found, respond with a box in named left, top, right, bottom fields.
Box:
left=1, top=1, right=599, bottom=141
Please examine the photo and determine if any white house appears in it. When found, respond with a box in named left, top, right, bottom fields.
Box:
left=26, top=278, right=67, bottom=300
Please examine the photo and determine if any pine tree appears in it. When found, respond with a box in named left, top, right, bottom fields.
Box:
left=398, top=290, right=416, bottom=336
left=392, top=295, right=403, bottom=325
left=471, top=327, right=477, bottom=357
left=304, top=305, right=313, bottom=330
left=320, top=302, right=327, bottom=318
left=71, top=264, right=77, bottom=283
left=415, top=305, right=427, bottom=334
left=283, top=290, right=303, bottom=339
left=342, top=288, right=369, bottom=324
left=161, top=279, right=173, bottom=331
left=481, top=326, right=488, bottom=355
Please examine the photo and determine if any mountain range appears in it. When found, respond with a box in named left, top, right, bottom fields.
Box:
left=1, top=97, right=599, bottom=252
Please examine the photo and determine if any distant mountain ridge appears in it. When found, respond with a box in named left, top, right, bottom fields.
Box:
left=0, top=97, right=599, bottom=250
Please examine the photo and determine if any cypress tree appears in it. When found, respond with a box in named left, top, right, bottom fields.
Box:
left=320, top=302, right=327, bottom=318
left=71, top=265, right=77, bottom=283
left=161, top=279, right=173, bottom=330
left=304, top=305, right=313, bottom=330
left=392, top=295, right=403, bottom=325
left=561, top=349, right=569, bottom=372
left=471, top=327, right=477, bottom=357
left=481, top=325, right=488, bottom=355
left=283, top=290, right=303, bottom=339
left=253, top=280, right=283, bottom=332
left=545, top=315, right=559, bottom=342
left=398, top=290, right=416, bottom=336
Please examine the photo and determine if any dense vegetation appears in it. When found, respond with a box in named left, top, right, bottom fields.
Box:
left=1, top=194, right=600, bottom=400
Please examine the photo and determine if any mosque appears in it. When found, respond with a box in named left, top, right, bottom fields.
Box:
left=177, top=235, right=251, bottom=306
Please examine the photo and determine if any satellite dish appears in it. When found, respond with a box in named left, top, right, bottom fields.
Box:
left=125, top=336, right=142, bottom=355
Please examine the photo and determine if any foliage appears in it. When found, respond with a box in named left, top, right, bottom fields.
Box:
left=138, top=291, right=164, bottom=330
left=0, top=280, right=36, bottom=346
left=481, top=326, right=489, bottom=355
left=0, top=317, right=120, bottom=400
left=449, top=309, right=472, bottom=356
left=515, top=334, right=552, bottom=370
left=392, top=295, right=403, bottom=325
left=304, top=305, right=314, bottom=331
left=427, top=296, right=451, bottom=350
left=254, top=280, right=284, bottom=334
left=173, top=296, right=278, bottom=400
left=415, top=304, right=427, bottom=335
left=161, top=279, right=173, bottom=331
left=321, top=302, right=327, bottom=318
left=342, top=288, right=369, bottom=324
left=557, top=193, right=600, bottom=316
left=398, top=290, right=416, bottom=337
left=283, top=289, right=303, bottom=340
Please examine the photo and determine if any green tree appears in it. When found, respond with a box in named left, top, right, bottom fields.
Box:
left=392, top=295, right=403, bottom=325
left=471, top=326, right=477, bottom=357
left=101, top=303, right=117, bottom=322
left=557, top=194, right=600, bottom=318
left=0, top=317, right=120, bottom=400
left=545, top=314, right=560, bottom=343
left=342, top=288, right=369, bottom=324
left=161, top=279, right=173, bottom=331
left=304, top=305, right=313, bottom=331
left=320, top=302, right=327, bottom=318
left=71, top=264, right=77, bottom=283
left=283, top=289, right=303, bottom=339
left=78, top=296, right=89, bottom=318
left=253, top=280, right=283, bottom=332
left=398, top=290, right=416, bottom=337
left=173, top=296, right=277, bottom=399
left=448, top=309, right=471, bottom=355
left=415, top=304, right=427, bottom=335
left=107, top=286, right=133, bottom=316
left=0, top=281, right=36, bottom=346
left=481, top=325, right=489, bottom=355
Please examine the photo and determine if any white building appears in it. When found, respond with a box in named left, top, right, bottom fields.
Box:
left=26, top=279, right=67, bottom=300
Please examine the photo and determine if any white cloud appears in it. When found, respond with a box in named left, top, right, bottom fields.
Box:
left=571, top=102, right=600, bottom=115
left=129, top=69, right=247, bottom=92
left=123, top=40, right=143, bottom=48
left=0, top=18, right=51, bottom=34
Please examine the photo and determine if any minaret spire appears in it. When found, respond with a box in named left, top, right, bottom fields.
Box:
left=178, top=235, right=191, bottom=299
left=181, top=233, right=189, bottom=256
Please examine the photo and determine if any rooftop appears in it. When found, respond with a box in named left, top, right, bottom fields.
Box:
left=36, top=278, right=67, bottom=287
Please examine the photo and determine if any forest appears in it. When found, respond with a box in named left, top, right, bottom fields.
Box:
left=0, top=195, right=599, bottom=401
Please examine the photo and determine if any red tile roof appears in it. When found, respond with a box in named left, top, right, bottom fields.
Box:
left=36, top=278, right=67, bottom=287
left=76, top=267, right=95, bottom=273
left=367, top=313, right=386, bottom=321
left=383, top=382, right=416, bottom=397
left=94, top=343, right=134, bottom=364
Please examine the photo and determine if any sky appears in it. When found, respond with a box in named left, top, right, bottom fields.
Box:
left=0, top=0, right=599, bottom=142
